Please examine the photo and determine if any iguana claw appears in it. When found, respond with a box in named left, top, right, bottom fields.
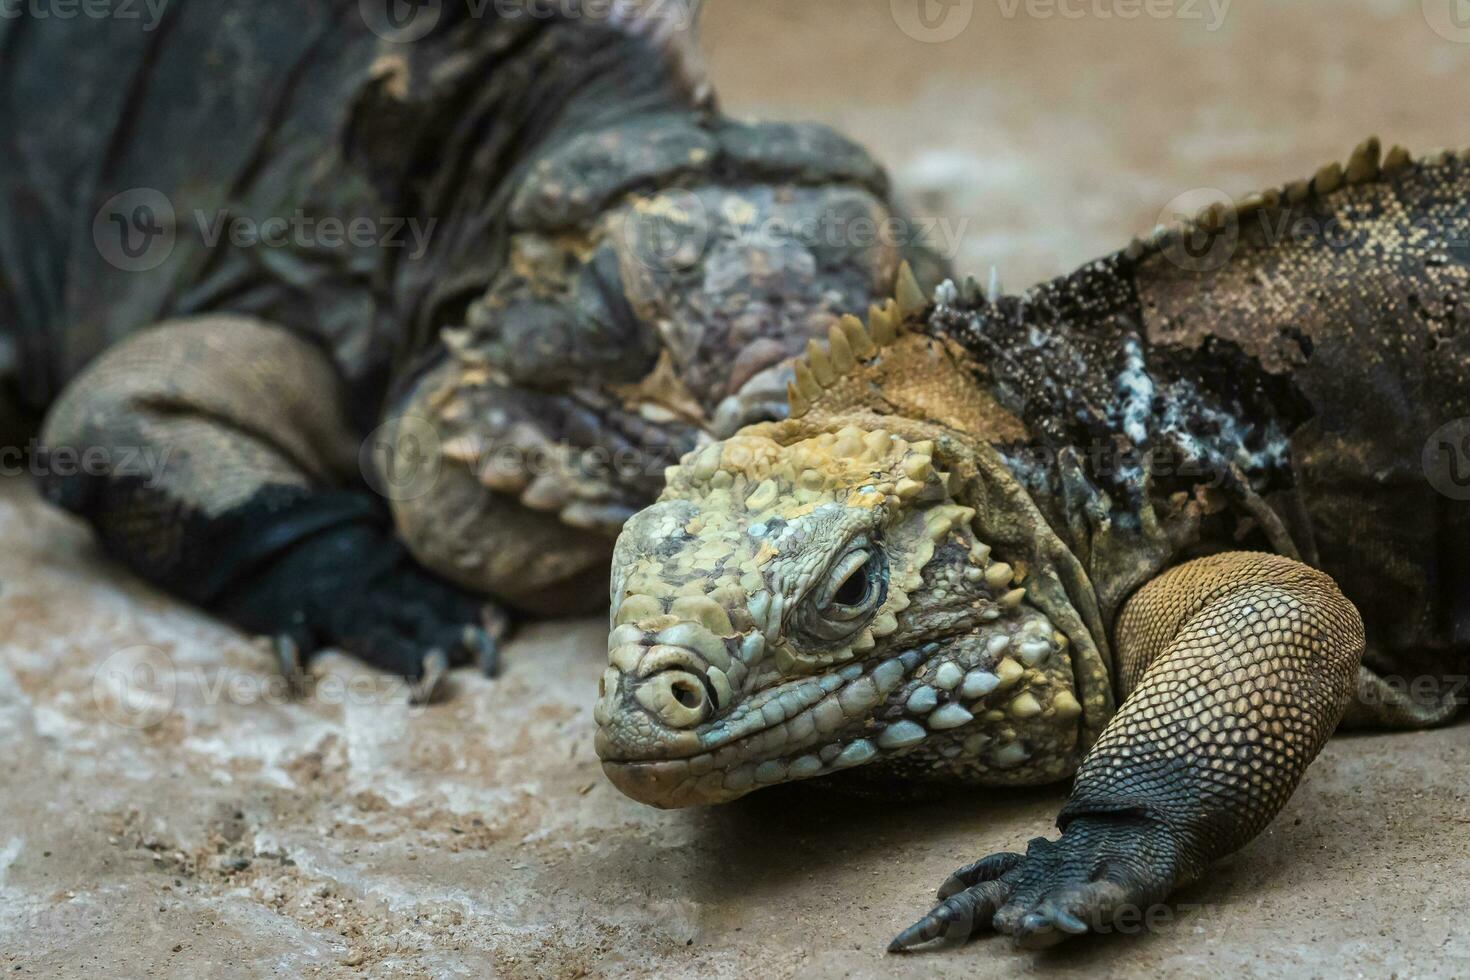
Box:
left=889, top=815, right=1182, bottom=952
left=466, top=608, right=511, bottom=679
left=273, top=634, right=310, bottom=700
left=408, top=649, right=452, bottom=706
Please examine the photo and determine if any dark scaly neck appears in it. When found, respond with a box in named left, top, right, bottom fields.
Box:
left=932, top=254, right=1308, bottom=616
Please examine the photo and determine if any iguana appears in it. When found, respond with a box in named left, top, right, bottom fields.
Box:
left=0, top=0, right=943, bottom=697
left=595, top=137, right=1470, bottom=950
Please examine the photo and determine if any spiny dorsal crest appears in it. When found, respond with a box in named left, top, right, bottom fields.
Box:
left=1126, top=136, right=1469, bottom=260
left=787, top=261, right=930, bottom=419
left=666, top=426, right=944, bottom=511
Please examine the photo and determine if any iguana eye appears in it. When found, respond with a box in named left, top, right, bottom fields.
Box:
left=788, top=540, right=888, bottom=649
left=825, top=550, right=878, bottom=613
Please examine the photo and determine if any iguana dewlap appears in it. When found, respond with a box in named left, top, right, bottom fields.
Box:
left=0, top=1, right=942, bottom=695
left=596, top=139, right=1469, bottom=949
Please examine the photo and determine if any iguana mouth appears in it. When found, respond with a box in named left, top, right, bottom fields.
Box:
left=596, top=644, right=927, bottom=807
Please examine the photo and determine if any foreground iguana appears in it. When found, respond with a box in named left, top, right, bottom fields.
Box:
left=0, top=0, right=941, bottom=694
left=595, top=137, right=1470, bottom=950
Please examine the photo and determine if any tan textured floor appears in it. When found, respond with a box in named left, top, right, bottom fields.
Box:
left=5, top=2, right=1470, bottom=976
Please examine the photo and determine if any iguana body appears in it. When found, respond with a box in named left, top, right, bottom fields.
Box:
left=595, top=139, right=1469, bottom=949
left=0, top=1, right=939, bottom=690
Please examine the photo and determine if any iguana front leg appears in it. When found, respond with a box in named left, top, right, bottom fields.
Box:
left=39, top=316, right=501, bottom=700
left=891, top=552, right=1364, bottom=951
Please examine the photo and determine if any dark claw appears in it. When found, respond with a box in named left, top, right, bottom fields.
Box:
left=901, top=816, right=1183, bottom=952
left=409, top=648, right=451, bottom=705
left=475, top=605, right=512, bottom=678
left=463, top=625, right=501, bottom=678
left=888, top=906, right=955, bottom=953
left=938, top=851, right=1023, bottom=899
left=888, top=879, right=1009, bottom=953
left=1049, top=907, right=1091, bottom=936
left=1014, top=912, right=1069, bottom=951
left=273, top=634, right=309, bottom=699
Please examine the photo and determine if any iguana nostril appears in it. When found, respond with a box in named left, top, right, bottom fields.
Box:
left=635, top=668, right=714, bottom=728
left=670, top=677, right=703, bottom=709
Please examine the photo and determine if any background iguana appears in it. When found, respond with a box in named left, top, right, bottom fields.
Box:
left=595, top=137, right=1470, bottom=950
left=0, top=0, right=944, bottom=696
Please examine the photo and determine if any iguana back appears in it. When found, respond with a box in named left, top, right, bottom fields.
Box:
left=0, top=0, right=398, bottom=416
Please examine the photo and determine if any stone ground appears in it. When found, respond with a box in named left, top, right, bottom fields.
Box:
left=4, top=1, right=1470, bottom=976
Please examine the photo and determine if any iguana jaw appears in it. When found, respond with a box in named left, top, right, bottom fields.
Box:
left=595, top=422, right=1078, bottom=808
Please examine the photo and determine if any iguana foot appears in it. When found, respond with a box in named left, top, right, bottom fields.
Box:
left=272, top=619, right=497, bottom=706
left=408, top=648, right=452, bottom=706
left=215, top=507, right=513, bottom=695
left=889, top=814, right=1181, bottom=952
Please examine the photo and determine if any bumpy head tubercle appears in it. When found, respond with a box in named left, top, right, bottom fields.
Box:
left=663, top=425, right=942, bottom=509
left=660, top=426, right=961, bottom=665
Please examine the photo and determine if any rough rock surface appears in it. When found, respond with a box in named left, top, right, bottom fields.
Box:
left=3, top=475, right=1467, bottom=977
left=5, top=1, right=1470, bottom=975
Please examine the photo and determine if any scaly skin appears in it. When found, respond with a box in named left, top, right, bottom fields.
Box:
left=4, top=1, right=943, bottom=691
left=596, top=138, right=1469, bottom=949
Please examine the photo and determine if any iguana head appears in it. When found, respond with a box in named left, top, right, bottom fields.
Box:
left=358, top=5, right=955, bottom=612
left=595, top=267, right=1105, bottom=807
left=381, top=111, right=946, bottom=613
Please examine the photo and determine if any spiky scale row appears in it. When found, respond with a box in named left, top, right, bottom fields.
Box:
left=786, top=262, right=927, bottom=420
left=1124, top=136, right=1461, bottom=262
